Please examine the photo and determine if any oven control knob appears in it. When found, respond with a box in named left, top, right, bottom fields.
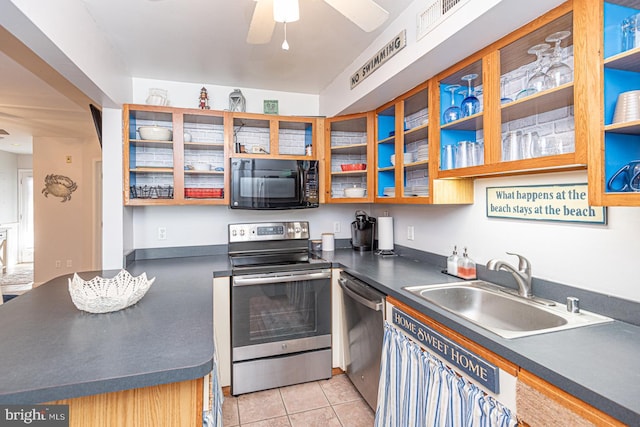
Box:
left=281, top=343, right=288, bottom=350
left=294, top=227, right=301, bottom=234
left=239, top=229, right=245, bottom=236
left=231, top=229, right=237, bottom=236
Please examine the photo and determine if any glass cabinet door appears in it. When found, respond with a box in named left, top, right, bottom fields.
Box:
left=183, top=112, right=225, bottom=202
left=376, top=104, right=397, bottom=199
left=126, top=108, right=175, bottom=204
left=325, top=113, right=373, bottom=202
left=438, top=59, right=485, bottom=174
left=599, top=1, right=640, bottom=204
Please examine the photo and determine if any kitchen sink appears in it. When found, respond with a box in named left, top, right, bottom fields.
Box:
left=403, top=280, right=612, bottom=339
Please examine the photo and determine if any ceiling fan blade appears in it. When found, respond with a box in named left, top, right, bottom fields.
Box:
left=323, top=0, right=389, bottom=32
left=247, top=0, right=276, bottom=44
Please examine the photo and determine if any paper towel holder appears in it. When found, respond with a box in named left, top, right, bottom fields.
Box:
left=375, top=215, right=397, bottom=257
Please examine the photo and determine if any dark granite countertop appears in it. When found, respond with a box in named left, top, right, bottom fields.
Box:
left=321, top=248, right=640, bottom=425
left=0, top=255, right=229, bottom=404
left=2, top=247, right=638, bottom=424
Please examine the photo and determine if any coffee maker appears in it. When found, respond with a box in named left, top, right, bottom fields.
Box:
left=351, top=210, right=376, bottom=252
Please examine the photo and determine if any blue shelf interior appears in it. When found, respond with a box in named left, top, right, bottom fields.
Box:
left=603, top=2, right=640, bottom=193
left=605, top=134, right=640, bottom=193
left=377, top=114, right=395, bottom=141
left=304, top=124, right=313, bottom=152
left=604, top=68, right=640, bottom=124
left=377, top=114, right=396, bottom=196
left=129, top=114, right=137, bottom=184
left=604, top=2, right=639, bottom=59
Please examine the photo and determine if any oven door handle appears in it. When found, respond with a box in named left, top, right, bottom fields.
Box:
left=338, top=277, right=384, bottom=311
left=233, top=269, right=331, bottom=286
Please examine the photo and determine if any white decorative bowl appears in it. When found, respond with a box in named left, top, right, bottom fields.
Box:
left=138, top=126, right=173, bottom=141
left=344, top=186, right=366, bottom=198
left=68, top=270, right=155, bottom=314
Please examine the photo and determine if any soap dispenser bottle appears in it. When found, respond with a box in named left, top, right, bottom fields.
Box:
left=447, top=246, right=459, bottom=277
left=458, top=247, right=477, bottom=280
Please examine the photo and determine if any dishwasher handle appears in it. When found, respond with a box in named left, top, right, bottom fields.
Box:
left=338, top=277, right=384, bottom=311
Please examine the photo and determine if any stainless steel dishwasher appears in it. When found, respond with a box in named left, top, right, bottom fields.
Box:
left=338, top=272, right=386, bottom=410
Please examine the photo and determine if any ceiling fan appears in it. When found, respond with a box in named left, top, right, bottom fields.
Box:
left=247, top=0, right=390, bottom=45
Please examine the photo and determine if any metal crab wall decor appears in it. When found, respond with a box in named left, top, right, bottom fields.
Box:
left=42, top=174, right=78, bottom=202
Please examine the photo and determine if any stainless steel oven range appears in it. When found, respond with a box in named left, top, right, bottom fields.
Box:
left=229, top=221, right=332, bottom=395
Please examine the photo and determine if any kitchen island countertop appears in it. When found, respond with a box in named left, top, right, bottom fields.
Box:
left=0, top=255, right=230, bottom=404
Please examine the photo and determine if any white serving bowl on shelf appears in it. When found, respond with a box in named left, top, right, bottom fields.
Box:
left=344, top=186, right=366, bottom=198
left=138, top=126, right=173, bottom=141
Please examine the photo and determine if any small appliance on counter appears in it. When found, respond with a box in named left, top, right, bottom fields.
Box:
left=351, top=210, right=376, bottom=252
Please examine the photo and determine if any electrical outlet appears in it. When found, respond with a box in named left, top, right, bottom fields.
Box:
left=158, top=227, right=167, bottom=240
left=66, top=260, right=72, bottom=268
left=55, top=260, right=61, bottom=268
left=407, top=225, right=415, bottom=241
left=333, top=222, right=341, bottom=233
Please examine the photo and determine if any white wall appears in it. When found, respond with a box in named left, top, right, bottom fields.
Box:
left=0, top=151, right=18, bottom=224
left=102, top=107, right=127, bottom=270
left=34, top=136, right=101, bottom=284
left=131, top=204, right=361, bottom=249
left=133, top=78, right=320, bottom=116
left=370, top=170, right=640, bottom=303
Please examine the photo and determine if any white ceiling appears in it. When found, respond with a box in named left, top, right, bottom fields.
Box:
left=0, top=0, right=565, bottom=155
left=80, top=0, right=412, bottom=94
left=0, top=0, right=410, bottom=154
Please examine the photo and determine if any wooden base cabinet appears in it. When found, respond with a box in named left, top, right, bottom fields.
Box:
left=388, top=296, right=625, bottom=426
left=48, top=378, right=204, bottom=427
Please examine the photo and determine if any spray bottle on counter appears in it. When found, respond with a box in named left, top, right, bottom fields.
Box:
left=458, top=247, right=477, bottom=280
left=447, top=246, right=459, bottom=277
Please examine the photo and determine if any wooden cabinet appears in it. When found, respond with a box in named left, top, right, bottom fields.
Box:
left=588, top=0, right=640, bottom=206
left=124, top=104, right=229, bottom=206
left=371, top=81, right=473, bottom=205
left=229, top=112, right=320, bottom=158
left=324, top=112, right=375, bottom=203
left=49, top=378, right=204, bottom=427
left=123, top=106, right=321, bottom=206
left=434, top=1, right=587, bottom=180
left=388, top=296, right=625, bottom=426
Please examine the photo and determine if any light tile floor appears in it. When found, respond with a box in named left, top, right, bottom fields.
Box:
left=223, top=374, right=375, bottom=427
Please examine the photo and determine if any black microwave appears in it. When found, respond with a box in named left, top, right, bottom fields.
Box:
left=230, top=158, right=319, bottom=210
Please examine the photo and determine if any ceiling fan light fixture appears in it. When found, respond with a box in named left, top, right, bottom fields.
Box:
left=273, top=0, right=299, bottom=23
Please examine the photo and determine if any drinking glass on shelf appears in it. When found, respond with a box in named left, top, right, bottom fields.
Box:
left=441, top=144, right=455, bottom=170
left=460, top=74, right=481, bottom=117
left=442, top=84, right=462, bottom=124
left=545, top=31, right=573, bottom=87
left=502, top=131, right=523, bottom=161
left=500, top=76, right=513, bottom=104
left=526, top=43, right=553, bottom=94
left=455, top=141, right=471, bottom=168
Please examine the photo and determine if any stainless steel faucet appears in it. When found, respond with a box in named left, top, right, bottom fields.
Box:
left=486, top=252, right=533, bottom=298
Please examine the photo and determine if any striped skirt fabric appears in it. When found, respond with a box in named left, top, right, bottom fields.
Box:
left=375, top=322, right=516, bottom=427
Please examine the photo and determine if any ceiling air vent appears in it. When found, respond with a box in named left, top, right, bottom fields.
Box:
left=417, top=0, right=470, bottom=41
